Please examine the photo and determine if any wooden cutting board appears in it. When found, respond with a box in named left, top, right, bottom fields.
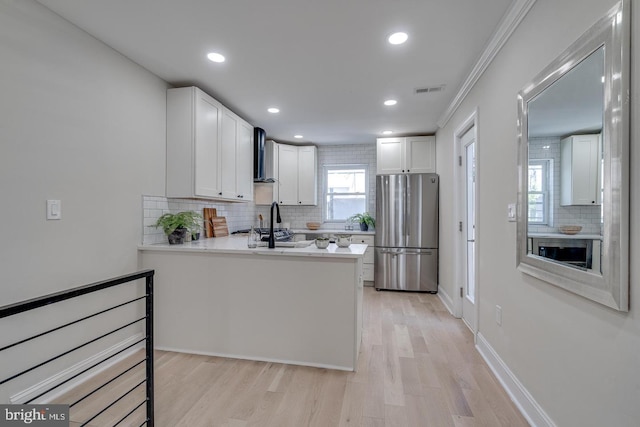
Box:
left=203, top=208, right=217, bottom=238
left=211, top=217, right=229, bottom=237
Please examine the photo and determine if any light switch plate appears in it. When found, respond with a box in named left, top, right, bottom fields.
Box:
left=47, top=200, right=61, bottom=220
left=507, top=203, right=516, bottom=222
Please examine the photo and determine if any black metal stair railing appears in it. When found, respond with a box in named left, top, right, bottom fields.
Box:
left=0, top=269, right=155, bottom=427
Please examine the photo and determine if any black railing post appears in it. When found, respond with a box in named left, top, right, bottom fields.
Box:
left=145, top=274, right=154, bottom=427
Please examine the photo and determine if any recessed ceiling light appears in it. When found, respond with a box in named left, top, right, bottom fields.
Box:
left=601, top=75, right=605, bottom=83
left=207, top=52, right=225, bottom=63
left=294, top=135, right=303, bottom=139
left=388, top=32, right=408, bottom=45
left=384, top=99, right=397, bottom=106
left=267, top=107, right=280, bottom=113
left=382, top=130, right=393, bottom=135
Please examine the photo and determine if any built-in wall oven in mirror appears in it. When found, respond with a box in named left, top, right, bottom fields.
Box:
left=516, top=1, right=629, bottom=311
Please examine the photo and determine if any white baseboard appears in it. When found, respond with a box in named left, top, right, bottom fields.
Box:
left=11, top=333, right=145, bottom=404
left=476, top=333, right=556, bottom=427
left=155, top=345, right=354, bottom=372
left=438, top=286, right=456, bottom=316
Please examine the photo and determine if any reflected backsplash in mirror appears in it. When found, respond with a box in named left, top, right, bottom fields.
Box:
left=526, top=47, right=604, bottom=273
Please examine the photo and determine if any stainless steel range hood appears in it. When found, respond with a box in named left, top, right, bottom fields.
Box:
left=253, top=127, right=276, bottom=182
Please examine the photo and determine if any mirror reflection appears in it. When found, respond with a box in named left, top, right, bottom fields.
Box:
left=526, top=47, right=604, bottom=273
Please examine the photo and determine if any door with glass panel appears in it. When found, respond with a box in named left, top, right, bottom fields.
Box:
left=459, top=126, right=477, bottom=331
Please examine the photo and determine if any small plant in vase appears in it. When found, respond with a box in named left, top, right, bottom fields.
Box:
left=348, top=212, right=375, bottom=231
left=153, top=211, right=203, bottom=244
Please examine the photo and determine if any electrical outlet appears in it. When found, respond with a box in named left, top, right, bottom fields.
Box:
left=495, top=305, right=502, bottom=326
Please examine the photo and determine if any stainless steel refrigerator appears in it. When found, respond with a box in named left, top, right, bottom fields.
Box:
left=374, top=173, right=439, bottom=292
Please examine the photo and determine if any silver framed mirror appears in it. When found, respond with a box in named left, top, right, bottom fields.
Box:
left=516, top=0, right=629, bottom=311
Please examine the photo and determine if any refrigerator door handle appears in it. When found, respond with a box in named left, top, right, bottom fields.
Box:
left=403, top=174, right=408, bottom=245
left=404, top=250, right=433, bottom=256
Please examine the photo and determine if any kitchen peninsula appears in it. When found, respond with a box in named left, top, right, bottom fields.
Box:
left=139, top=236, right=366, bottom=371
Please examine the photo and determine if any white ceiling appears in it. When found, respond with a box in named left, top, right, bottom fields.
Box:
left=528, top=47, right=604, bottom=138
left=36, top=0, right=513, bottom=145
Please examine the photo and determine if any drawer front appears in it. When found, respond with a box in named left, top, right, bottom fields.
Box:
left=363, top=263, right=375, bottom=281
left=356, top=235, right=375, bottom=245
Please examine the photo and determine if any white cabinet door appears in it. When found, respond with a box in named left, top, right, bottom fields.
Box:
left=376, top=138, right=404, bottom=174
left=194, top=93, right=222, bottom=197
left=561, top=134, right=600, bottom=205
left=406, top=136, right=436, bottom=173
left=220, top=109, right=238, bottom=199
left=297, top=146, right=317, bottom=205
left=167, top=87, right=223, bottom=199
left=236, top=119, right=254, bottom=201
left=376, top=136, right=436, bottom=174
left=277, top=144, right=299, bottom=205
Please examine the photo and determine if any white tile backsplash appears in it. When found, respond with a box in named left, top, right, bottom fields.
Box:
left=142, top=195, right=257, bottom=244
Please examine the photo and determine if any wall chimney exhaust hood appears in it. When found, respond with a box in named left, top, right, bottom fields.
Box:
left=253, top=127, right=275, bottom=182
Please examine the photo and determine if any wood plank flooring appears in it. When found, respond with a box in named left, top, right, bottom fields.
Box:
left=55, top=288, right=529, bottom=426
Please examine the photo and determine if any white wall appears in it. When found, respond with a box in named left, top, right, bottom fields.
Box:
left=436, top=0, right=639, bottom=425
left=0, top=0, right=167, bottom=401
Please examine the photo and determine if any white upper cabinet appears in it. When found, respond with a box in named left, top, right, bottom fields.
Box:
left=277, top=144, right=299, bottom=205
left=560, top=134, right=601, bottom=206
left=277, top=144, right=317, bottom=206
left=166, top=86, right=253, bottom=202
left=376, top=136, right=436, bottom=174
left=235, top=119, right=254, bottom=201
left=221, top=109, right=254, bottom=201
left=167, top=87, right=222, bottom=199
left=297, top=146, right=318, bottom=205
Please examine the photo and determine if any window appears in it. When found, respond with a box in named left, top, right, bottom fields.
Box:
left=324, top=165, right=368, bottom=222
left=528, top=159, right=551, bottom=224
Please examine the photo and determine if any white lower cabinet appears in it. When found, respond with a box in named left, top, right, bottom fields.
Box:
left=355, top=235, right=375, bottom=281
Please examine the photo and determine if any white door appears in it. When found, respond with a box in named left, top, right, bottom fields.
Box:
left=459, top=125, right=477, bottom=331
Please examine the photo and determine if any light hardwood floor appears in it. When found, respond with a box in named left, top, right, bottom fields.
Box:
left=56, top=288, right=529, bottom=426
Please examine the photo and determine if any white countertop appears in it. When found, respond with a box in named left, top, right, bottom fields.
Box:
left=139, top=235, right=367, bottom=258
left=529, top=232, right=603, bottom=240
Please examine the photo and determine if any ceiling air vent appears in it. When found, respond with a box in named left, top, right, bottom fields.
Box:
left=415, top=85, right=445, bottom=94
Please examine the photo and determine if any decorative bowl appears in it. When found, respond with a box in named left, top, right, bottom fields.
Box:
left=306, top=222, right=321, bottom=230
left=315, top=238, right=330, bottom=249
left=559, top=225, right=582, bottom=235
left=335, top=234, right=352, bottom=248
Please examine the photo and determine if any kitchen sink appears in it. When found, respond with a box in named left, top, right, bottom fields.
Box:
left=257, top=240, right=314, bottom=248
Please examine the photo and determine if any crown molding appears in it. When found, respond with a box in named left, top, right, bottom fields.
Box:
left=437, top=0, right=537, bottom=128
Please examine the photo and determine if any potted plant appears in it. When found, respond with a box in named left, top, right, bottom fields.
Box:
left=348, top=212, right=375, bottom=231
left=153, top=211, right=203, bottom=244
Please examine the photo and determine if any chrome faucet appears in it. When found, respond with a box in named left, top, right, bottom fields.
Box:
left=268, top=202, right=282, bottom=249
